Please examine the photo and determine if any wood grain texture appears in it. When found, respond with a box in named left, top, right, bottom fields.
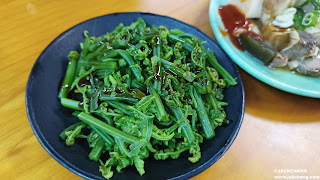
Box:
left=0, top=0, right=319, bottom=179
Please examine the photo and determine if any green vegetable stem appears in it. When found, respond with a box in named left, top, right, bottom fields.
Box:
left=58, top=18, right=236, bottom=179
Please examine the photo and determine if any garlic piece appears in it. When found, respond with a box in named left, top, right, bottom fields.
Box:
left=272, top=8, right=297, bottom=28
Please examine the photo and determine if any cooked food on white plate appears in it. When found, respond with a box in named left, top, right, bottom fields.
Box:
left=219, top=0, right=320, bottom=77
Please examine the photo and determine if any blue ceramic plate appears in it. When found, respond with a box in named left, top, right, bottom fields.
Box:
left=209, top=0, right=320, bottom=98
left=26, top=12, right=244, bottom=180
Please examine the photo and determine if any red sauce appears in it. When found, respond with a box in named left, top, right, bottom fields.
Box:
left=219, top=4, right=260, bottom=50
left=78, top=102, right=84, bottom=108
left=78, top=75, right=91, bottom=87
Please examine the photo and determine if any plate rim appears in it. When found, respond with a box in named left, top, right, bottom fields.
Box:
left=25, top=11, right=245, bottom=180
left=209, top=0, right=320, bottom=98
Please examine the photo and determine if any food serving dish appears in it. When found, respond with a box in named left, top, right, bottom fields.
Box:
left=26, top=12, right=244, bottom=180
left=209, top=0, right=320, bottom=98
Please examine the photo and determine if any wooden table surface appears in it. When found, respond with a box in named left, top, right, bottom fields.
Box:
left=1, top=0, right=319, bottom=179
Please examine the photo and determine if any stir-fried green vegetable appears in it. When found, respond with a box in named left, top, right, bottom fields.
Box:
left=58, top=18, right=236, bottom=179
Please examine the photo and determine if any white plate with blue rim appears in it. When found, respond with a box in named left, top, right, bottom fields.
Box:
left=209, top=0, right=320, bottom=98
